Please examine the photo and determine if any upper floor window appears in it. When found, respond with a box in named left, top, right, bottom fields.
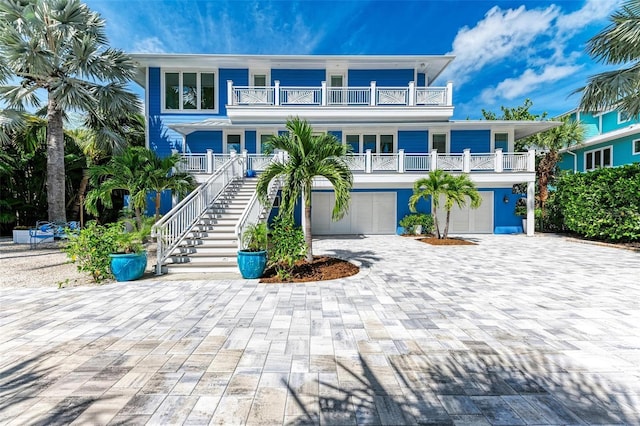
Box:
left=253, top=74, right=267, bottom=87
left=432, top=133, right=447, bottom=153
left=164, top=71, right=216, bottom=111
left=634, top=139, right=640, bottom=155
left=618, top=110, right=632, bottom=124
left=585, top=146, right=612, bottom=171
left=494, top=133, right=508, bottom=152
left=344, top=133, right=395, bottom=154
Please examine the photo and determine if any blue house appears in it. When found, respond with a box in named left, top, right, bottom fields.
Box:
left=559, top=108, right=640, bottom=172
left=130, top=54, right=555, bottom=273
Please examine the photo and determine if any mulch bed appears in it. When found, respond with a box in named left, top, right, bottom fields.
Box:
left=417, top=235, right=477, bottom=245
left=260, top=256, right=359, bottom=283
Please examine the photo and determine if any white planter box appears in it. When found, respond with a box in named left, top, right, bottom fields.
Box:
left=12, top=230, right=31, bottom=244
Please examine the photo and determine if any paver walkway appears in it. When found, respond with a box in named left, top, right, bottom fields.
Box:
left=0, top=234, right=639, bottom=425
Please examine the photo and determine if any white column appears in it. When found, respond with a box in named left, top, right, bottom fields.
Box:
left=430, top=149, right=438, bottom=171
left=408, top=82, right=415, bottom=106
left=463, top=148, right=471, bottom=173
left=527, top=149, right=536, bottom=172
left=230, top=149, right=238, bottom=177
left=526, top=181, right=535, bottom=236
left=370, top=81, right=376, bottom=106
left=495, top=148, right=503, bottom=173
left=274, top=80, right=280, bottom=106
left=321, top=81, right=327, bottom=106
left=206, top=149, right=213, bottom=174
left=242, top=149, right=248, bottom=175
left=365, top=149, right=372, bottom=173
left=398, top=149, right=405, bottom=173
left=446, top=81, right=453, bottom=106
left=227, top=80, right=234, bottom=105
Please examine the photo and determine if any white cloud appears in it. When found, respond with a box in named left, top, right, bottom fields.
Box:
left=480, top=64, right=582, bottom=104
left=131, top=37, right=165, bottom=54
left=556, top=0, right=621, bottom=33
left=442, top=5, right=559, bottom=85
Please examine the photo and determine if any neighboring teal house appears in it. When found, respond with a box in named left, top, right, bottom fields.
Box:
left=130, top=54, right=557, bottom=237
left=559, top=108, right=640, bottom=172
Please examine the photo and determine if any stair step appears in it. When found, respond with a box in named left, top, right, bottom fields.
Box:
left=165, top=264, right=241, bottom=274
left=166, top=255, right=238, bottom=265
left=171, top=246, right=237, bottom=256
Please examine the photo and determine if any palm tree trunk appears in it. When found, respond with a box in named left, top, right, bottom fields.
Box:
left=155, top=191, right=161, bottom=221
left=303, top=186, right=313, bottom=263
left=70, top=168, right=90, bottom=221
left=433, top=209, right=441, bottom=239
left=443, top=209, right=451, bottom=239
left=46, top=96, right=67, bottom=223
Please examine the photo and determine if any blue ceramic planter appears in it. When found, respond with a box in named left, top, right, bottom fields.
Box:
left=237, top=250, right=267, bottom=279
left=109, top=251, right=147, bottom=281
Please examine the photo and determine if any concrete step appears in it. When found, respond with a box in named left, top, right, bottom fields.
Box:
left=171, top=246, right=237, bottom=256
left=166, top=254, right=237, bottom=265
left=184, top=232, right=237, bottom=241
left=165, top=263, right=241, bottom=274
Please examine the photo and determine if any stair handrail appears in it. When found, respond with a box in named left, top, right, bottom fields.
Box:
left=235, top=176, right=283, bottom=250
left=152, top=155, right=245, bottom=274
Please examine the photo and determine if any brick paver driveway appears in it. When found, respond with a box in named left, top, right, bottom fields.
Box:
left=1, top=234, right=639, bottom=425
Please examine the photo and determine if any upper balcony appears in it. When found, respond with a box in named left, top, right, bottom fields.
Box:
left=225, top=80, right=454, bottom=124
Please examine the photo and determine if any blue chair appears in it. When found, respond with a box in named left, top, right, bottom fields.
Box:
left=29, top=221, right=56, bottom=249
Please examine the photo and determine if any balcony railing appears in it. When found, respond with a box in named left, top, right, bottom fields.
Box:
left=228, top=80, right=453, bottom=108
left=181, top=149, right=535, bottom=175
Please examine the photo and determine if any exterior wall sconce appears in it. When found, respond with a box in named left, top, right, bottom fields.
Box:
left=503, top=195, right=510, bottom=204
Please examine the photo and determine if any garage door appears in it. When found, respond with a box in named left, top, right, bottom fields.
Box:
left=312, top=192, right=396, bottom=235
left=436, top=191, right=493, bottom=234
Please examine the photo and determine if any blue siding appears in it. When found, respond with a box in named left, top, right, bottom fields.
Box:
left=564, top=135, right=640, bottom=172
left=220, top=68, right=248, bottom=116
left=185, top=131, right=222, bottom=153
left=271, top=69, right=325, bottom=86
left=398, top=130, right=428, bottom=153
left=245, top=130, right=257, bottom=154
left=348, top=69, right=414, bottom=86
left=451, top=130, right=490, bottom=153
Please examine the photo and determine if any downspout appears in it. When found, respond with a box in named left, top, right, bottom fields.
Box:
left=566, top=150, right=577, bottom=173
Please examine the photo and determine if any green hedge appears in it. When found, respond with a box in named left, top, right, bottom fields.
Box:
left=554, top=163, right=640, bottom=242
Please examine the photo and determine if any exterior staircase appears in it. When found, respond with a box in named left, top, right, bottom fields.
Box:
left=162, top=177, right=258, bottom=274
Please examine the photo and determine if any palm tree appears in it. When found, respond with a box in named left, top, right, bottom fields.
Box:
left=532, top=117, right=584, bottom=225
left=578, top=0, right=640, bottom=116
left=408, top=169, right=449, bottom=238
left=256, top=118, right=353, bottom=262
left=440, top=174, right=482, bottom=239
left=85, top=147, right=196, bottom=229
left=0, top=0, right=140, bottom=223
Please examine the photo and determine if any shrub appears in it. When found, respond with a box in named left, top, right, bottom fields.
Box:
left=268, top=214, right=306, bottom=280
left=399, top=213, right=434, bottom=235
left=64, top=221, right=121, bottom=282
left=553, top=164, right=640, bottom=241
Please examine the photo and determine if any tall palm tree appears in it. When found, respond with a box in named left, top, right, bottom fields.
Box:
left=578, top=0, right=640, bottom=116
left=440, top=174, right=482, bottom=239
left=532, top=117, right=584, bottom=225
left=0, top=0, right=140, bottom=223
left=256, top=117, right=353, bottom=262
left=408, top=169, right=449, bottom=238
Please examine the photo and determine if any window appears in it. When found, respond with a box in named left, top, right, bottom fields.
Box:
left=494, top=133, right=508, bottom=152
left=163, top=71, right=216, bottom=111
left=253, top=74, right=267, bottom=87
left=585, top=146, right=612, bottom=171
left=380, top=135, right=394, bottom=153
left=259, top=134, right=273, bottom=154
left=363, top=135, right=377, bottom=153
left=346, top=135, right=359, bottom=153
left=634, top=139, right=640, bottom=155
left=618, top=110, right=632, bottom=124
left=226, top=134, right=242, bottom=153
left=432, top=133, right=447, bottom=153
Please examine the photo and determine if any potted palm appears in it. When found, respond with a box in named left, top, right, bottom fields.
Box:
left=109, top=219, right=151, bottom=281
left=237, top=222, right=268, bottom=279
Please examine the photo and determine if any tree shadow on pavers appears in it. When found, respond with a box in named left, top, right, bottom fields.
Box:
left=284, top=349, right=639, bottom=425
left=319, top=248, right=381, bottom=269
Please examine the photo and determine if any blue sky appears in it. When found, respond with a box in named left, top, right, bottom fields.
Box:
left=85, top=0, right=621, bottom=119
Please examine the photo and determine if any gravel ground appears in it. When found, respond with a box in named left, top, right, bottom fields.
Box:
left=0, top=237, right=157, bottom=289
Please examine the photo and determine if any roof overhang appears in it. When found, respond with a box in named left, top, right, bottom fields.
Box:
left=560, top=123, right=640, bottom=153
left=448, top=120, right=561, bottom=140
left=130, top=54, right=455, bottom=88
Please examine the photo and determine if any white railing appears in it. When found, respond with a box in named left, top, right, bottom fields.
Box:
left=228, top=80, right=453, bottom=107
left=280, top=87, right=321, bottom=105
left=181, top=150, right=535, bottom=177
left=405, top=154, right=430, bottom=171
left=180, top=154, right=207, bottom=173
left=152, top=155, right=245, bottom=274
left=327, top=87, right=370, bottom=105
left=235, top=176, right=283, bottom=250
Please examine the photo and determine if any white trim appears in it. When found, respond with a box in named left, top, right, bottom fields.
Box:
left=250, top=69, right=270, bottom=87
left=618, top=110, right=632, bottom=124
left=584, top=145, right=613, bottom=171
left=491, top=129, right=512, bottom=152
left=633, top=139, right=640, bottom=155
left=161, top=69, right=219, bottom=114
left=224, top=131, right=244, bottom=153
left=561, top=124, right=640, bottom=153
left=145, top=67, right=150, bottom=150
left=342, top=129, right=398, bottom=154
left=257, top=129, right=278, bottom=154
